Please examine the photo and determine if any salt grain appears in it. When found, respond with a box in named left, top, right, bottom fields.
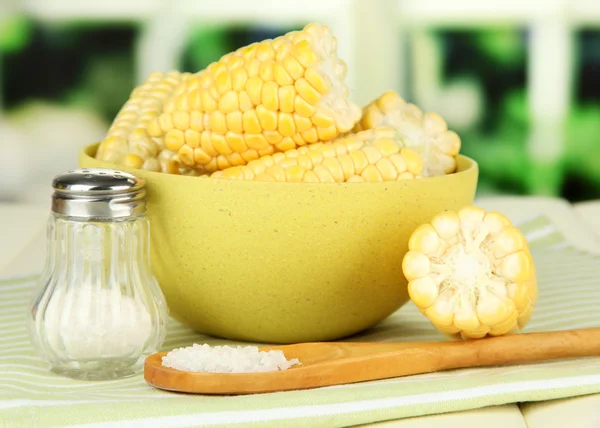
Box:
left=161, top=344, right=301, bottom=373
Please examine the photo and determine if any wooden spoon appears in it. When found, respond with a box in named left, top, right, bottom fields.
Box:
left=144, top=327, right=600, bottom=395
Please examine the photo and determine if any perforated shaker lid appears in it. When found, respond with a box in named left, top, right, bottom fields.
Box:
left=51, top=168, right=146, bottom=219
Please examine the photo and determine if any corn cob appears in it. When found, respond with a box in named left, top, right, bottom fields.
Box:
left=402, top=206, right=537, bottom=340
left=211, top=128, right=423, bottom=182
left=96, top=23, right=361, bottom=175
left=354, top=91, right=461, bottom=177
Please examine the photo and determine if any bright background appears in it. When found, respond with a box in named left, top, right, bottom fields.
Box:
left=1, top=0, right=600, bottom=204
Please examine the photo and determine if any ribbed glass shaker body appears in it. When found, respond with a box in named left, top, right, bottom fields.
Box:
left=26, top=169, right=168, bottom=380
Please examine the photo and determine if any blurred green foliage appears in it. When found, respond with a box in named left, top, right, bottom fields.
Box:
left=1, top=21, right=137, bottom=122
left=474, top=28, right=526, bottom=67
left=440, top=28, right=600, bottom=201
left=180, top=26, right=230, bottom=72
left=179, top=24, right=301, bottom=72
left=0, top=15, right=32, bottom=53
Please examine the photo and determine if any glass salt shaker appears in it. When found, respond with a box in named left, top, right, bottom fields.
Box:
left=26, top=168, right=168, bottom=380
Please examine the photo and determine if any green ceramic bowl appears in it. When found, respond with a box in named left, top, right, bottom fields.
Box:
left=80, top=143, right=478, bottom=343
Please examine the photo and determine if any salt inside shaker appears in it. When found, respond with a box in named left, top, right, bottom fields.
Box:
left=26, top=168, right=168, bottom=380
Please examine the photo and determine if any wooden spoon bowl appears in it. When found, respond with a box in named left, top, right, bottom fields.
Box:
left=144, top=327, right=600, bottom=395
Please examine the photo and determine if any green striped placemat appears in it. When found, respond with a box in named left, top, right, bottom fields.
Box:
left=0, top=216, right=599, bottom=427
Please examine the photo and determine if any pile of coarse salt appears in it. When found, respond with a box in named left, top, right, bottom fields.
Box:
left=161, top=344, right=301, bottom=373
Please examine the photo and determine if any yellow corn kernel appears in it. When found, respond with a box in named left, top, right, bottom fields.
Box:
left=146, top=118, right=162, bottom=137
left=201, top=130, right=218, bottom=157
left=245, top=57, right=261, bottom=77
left=123, top=154, right=144, bottom=169
left=256, top=41, right=275, bottom=61
left=349, top=150, right=369, bottom=174
left=321, top=158, right=344, bottom=181
left=301, top=128, right=319, bottom=143
left=178, top=145, right=195, bottom=166
left=274, top=62, right=294, bottom=86
left=172, top=111, right=190, bottom=131
left=283, top=55, right=304, bottom=80
left=294, top=114, right=313, bottom=133
left=354, top=90, right=462, bottom=177
left=245, top=134, right=269, bottom=150
left=261, top=81, right=279, bottom=111
left=96, top=24, right=361, bottom=174
left=304, top=68, right=330, bottom=94
left=291, top=40, right=319, bottom=68
left=276, top=137, right=296, bottom=152
left=184, top=129, right=201, bottom=149
left=245, top=77, right=263, bottom=106
left=408, top=224, right=441, bottom=256
left=294, top=95, right=317, bottom=118
left=215, top=72, right=232, bottom=94
left=276, top=40, right=292, bottom=61
left=231, top=67, right=248, bottom=91
left=200, top=90, right=217, bottom=112
left=256, top=105, right=278, bottom=131
left=317, top=125, right=337, bottom=141
left=370, top=137, right=399, bottom=156
left=264, top=130, right=283, bottom=144
left=311, top=111, right=335, bottom=128
left=238, top=91, right=253, bottom=112
left=187, top=89, right=202, bottom=111
left=193, top=148, right=211, bottom=165
left=408, top=277, right=439, bottom=309
left=259, top=60, right=276, bottom=82
left=225, top=132, right=248, bottom=153
left=295, top=78, right=321, bottom=105
left=165, top=129, right=185, bottom=152
left=431, top=210, right=460, bottom=240
left=278, top=85, right=296, bottom=113
left=225, top=111, right=243, bottom=134
left=243, top=110, right=262, bottom=134
left=278, top=112, right=296, bottom=137
left=211, top=133, right=233, bottom=155
left=403, top=206, right=538, bottom=340
left=292, top=133, right=305, bottom=145
left=210, top=111, right=228, bottom=134
left=189, top=110, right=204, bottom=132
left=159, top=113, right=174, bottom=132
left=218, top=90, right=239, bottom=113
left=401, top=148, right=423, bottom=176
left=374, top=158, right=398, bottom=180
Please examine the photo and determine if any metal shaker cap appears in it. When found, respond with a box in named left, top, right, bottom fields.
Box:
left=51, top=168, right=146, bottom=219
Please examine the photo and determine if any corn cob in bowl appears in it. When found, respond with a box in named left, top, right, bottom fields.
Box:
left=79, top=23, right=480, bottom=343
left=95, top=23, right=361, bottom=176
left=211, top=128, right=424, bottom=182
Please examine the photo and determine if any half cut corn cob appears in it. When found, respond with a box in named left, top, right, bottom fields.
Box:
left=354, top=91, right=461, bottom=177
left=211, top=128, right=423, bottom=182
left=402, top=206, right=537, bottom=339
left=96, top=23, right=361, bottom=175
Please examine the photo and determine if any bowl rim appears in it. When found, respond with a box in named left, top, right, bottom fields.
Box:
left=80, top=142, right=479, bottom=185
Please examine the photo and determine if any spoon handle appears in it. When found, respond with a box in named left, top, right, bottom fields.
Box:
left=361, top=327, right=600, bottom=379
left=432, top=327, right=600, bottom=371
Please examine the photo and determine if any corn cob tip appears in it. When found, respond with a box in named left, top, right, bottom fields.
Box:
left=354, top=90, right=461, bottom=178
left=403, top=206, right=537, bottom=340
